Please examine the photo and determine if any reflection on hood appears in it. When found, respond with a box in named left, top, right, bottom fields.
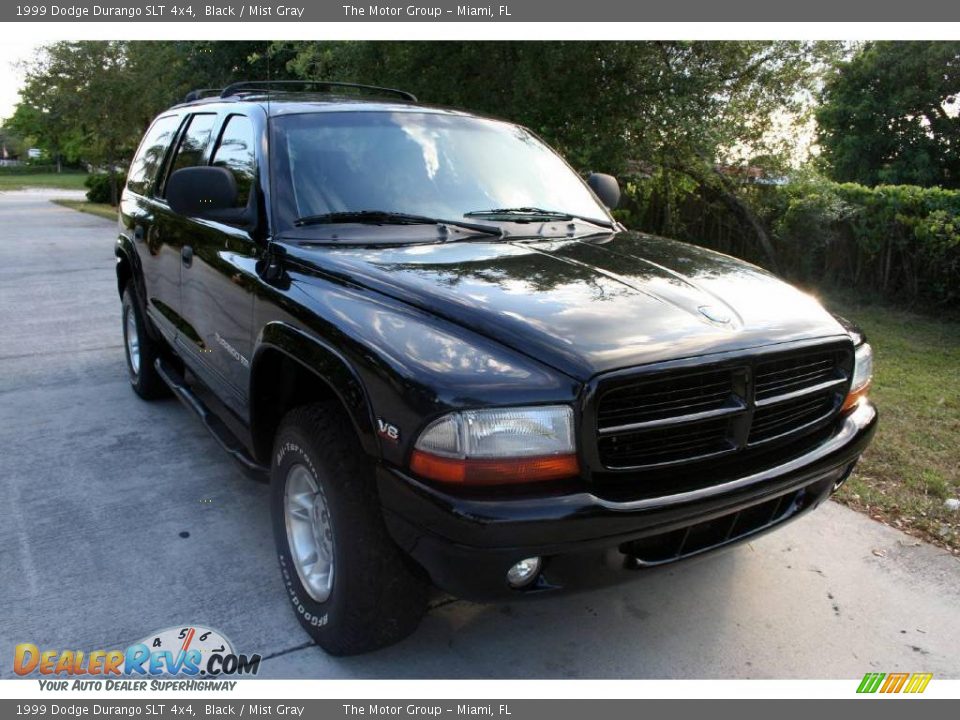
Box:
left=282, top=231, right=846, bottom=379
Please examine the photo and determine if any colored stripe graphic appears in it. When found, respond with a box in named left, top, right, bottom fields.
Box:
left=857, top=672, right=931, bottom=694
left=881, top=672, right=910, bottom=693
left=904, top=673, right=933, bottom=694
left=857, top=673, right=885, bottom=693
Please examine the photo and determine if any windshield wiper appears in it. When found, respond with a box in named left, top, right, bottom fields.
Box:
left=464, top=207, right=614, bottom=228
left=294, top=210, right=503, bottom=238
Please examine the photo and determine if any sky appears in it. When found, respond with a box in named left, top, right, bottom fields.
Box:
left=0, top=42, right=39, bottom=123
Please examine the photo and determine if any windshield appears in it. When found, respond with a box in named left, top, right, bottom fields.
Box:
left=270, top=111, right=611, bottom=235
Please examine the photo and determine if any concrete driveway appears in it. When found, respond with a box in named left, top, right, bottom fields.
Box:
left=1, top=189, right=958, bottom=679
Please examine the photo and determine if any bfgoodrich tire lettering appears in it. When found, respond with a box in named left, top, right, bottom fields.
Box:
left=270, top=402, right=428, bottom=655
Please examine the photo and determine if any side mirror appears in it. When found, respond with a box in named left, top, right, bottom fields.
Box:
left=587, top=172, right=621, bottom=210
left=166, top=166, right=242, bottom=222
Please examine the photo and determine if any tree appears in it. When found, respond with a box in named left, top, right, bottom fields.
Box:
left=273, top=42, right=831, bottom=171
left=817, top=41, right=960, bottom=188
left=11, top=41, right=275, bottom=202
left=7, top=79, right=73, bottom=172
left=13, top=42, right=144, bottom=200
left=8, top=40, right=837, bottom=263
left=122, top=41, right=284, bottom=129
left=272, top=41, right=839, bottom=268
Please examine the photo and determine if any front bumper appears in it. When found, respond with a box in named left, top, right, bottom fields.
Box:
left=379, top=401, right=877, bottom=601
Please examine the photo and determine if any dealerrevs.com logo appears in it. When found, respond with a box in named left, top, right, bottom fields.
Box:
left=14, top=626, right=261, bottom=690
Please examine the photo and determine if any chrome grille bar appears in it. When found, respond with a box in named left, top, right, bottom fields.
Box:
left=595, top=341, right=852, bottom=470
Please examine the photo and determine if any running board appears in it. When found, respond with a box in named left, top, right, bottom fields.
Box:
left=154, top=358, right=269, bottom=477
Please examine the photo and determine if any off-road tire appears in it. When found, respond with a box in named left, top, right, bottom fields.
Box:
left=270, top=402, right=429, bottom=655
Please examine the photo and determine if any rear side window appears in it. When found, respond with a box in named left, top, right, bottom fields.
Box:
left=166, top=113, right=218, bottom=183
left=211, top=115, right=256, bottom=207
left=126, top=115, right=182, bottom=196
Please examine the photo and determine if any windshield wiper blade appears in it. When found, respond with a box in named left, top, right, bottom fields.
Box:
left=465, top=206, right=571, bottom=219
left=294, top=210, right=503, bottom=238
left=465, top=207, right=614, bottom=228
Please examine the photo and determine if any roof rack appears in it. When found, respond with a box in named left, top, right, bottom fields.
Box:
left=183, top=88, right=222, bottom=103
left=218, top=80, right=417, bottom=103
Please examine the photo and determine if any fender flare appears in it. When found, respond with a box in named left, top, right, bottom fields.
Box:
left=115, top=234, right=141, bottom=297
left=250, top=321, right=379, bottom=460
left=116, top=233, right=165, bottom=343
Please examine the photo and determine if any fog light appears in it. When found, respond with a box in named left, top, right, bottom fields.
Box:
left=506, top=557, right=541, bottom=588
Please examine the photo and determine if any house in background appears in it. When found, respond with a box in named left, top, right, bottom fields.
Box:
left=1, top=143, right=21, bottom=167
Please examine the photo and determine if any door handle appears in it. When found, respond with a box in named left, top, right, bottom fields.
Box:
left=181, top=246, right=193, bottom=268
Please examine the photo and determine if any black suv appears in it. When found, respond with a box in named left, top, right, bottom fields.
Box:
left=116, top=81, right=877, bottom=655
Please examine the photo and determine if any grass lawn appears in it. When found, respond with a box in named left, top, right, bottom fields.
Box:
left=51, top=198, right=117, bottom=221
left=0, top=172, right=88, bottom=191
left=823, top=292, right=960, bottom=554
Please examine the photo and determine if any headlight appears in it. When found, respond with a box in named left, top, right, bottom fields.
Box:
left=843, top=343, right=873, bottom=411
left=410, top=405, right=579, bottom=485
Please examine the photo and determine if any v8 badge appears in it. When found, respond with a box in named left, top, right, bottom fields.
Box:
left=377, top=418, right=400, bottom=443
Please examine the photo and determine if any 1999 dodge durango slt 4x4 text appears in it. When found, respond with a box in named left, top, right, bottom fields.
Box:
left=115, top=81, right=877, bottom=655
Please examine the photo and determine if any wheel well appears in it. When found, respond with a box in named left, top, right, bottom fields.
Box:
left=250, top=348, right=344, bottom=464
left=116, top=252, right=132, bottom=297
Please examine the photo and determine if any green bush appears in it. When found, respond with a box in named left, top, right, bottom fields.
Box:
left=84, top=173, right=115, bottom=204
left=769, top=177, right=960, bottom=305
left=619, top=170, right=960, bottom=307
left=616, top=171, right=775, bottom=268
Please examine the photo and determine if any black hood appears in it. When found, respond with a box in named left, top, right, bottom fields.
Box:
left=282, top=231, right=848, bottom=380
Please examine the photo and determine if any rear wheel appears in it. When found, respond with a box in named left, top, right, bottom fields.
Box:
left=121, top=284, right=169, bottom=400
left=271, top=402, right=428, bottom=655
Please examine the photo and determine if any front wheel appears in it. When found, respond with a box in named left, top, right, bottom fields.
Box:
left=270, top=402, right=428, bottom=655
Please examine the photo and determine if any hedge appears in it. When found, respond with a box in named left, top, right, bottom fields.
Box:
left=619, top=172, right=960, bottom=307
left=766, top=178, right=960, bottom=306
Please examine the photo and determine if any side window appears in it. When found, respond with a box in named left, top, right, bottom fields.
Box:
left=127, top=115, right=182, bottom=196
left=211, top=115, right=257, bottom=207
left=165, top=113, right=218, bottom=186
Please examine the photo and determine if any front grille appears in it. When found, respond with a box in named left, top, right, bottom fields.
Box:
left=597, top=367, right=736, bottom=428
left=619, top=485, right=814, bottom=565
left=595, top=341, right=853, bottom=471
left=755, top=348, right=848, bottom=400
left=748, top=390, right=837, bottom=445
left=598, top=417, right=734, bottom=468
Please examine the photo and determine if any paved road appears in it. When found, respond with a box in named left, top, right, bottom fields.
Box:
left=1, top=189, right=958, bottom=679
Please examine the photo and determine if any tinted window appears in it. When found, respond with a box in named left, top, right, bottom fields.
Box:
left=270, top=112, right=609, bottom=231
left=211, top=115, right=256, bottom=207
left=127, top=115, right=182, bottom=196
left=166, top=113, right=218, bottom=183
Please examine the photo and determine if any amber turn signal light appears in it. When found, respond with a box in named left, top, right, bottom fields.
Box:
left=843, top=344, right=874, bottom=412
left=409, top=450, right=580, bottom=486
left=842, top=381, right=871, bottom=412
